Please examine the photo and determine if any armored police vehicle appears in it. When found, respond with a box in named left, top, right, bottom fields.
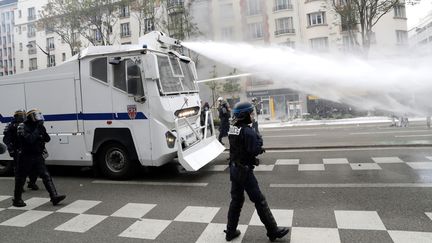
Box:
left=0, top=31, right=224, bottom=179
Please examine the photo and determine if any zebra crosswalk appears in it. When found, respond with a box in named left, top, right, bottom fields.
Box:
left=204, top=155, right=432, bottom=172
left=2, top=195, right=432, bottom=242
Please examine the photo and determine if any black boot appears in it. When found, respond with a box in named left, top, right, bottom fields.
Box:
left=13, top=178, right=26, bottom=207
left=224, top=229, right=241, bottom=241
left=267, top=227, right=289, bottom=242
left=43, top=177, right=66, bottom=206
left=255, top=199, right=289, bottom=241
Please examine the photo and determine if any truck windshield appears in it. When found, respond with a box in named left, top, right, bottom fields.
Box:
left=157, top=55, right=198, bottom=94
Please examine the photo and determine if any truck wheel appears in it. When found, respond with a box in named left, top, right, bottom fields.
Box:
left=0, top=161, right=13, bottom=176
left=98, top=143, right=136, bottom=179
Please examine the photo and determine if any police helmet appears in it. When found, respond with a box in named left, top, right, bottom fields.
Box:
left=232, top=102, right=254, bottom=123
left=217, top=97, right=223, bottom=102
left=13, top=109, right=26, bottom=123
left=26, top=109, right=44, bottom=123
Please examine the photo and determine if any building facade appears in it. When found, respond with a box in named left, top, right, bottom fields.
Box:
left=409, top=10, right=432, bottom=51
left=0, top=0, right=17, bottom=76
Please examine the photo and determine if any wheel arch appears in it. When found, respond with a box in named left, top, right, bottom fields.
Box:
left=92, top=128, right=139, bottom=163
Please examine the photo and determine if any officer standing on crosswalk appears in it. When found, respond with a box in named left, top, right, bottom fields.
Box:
left=12, top=109, right=66, bottom=207
left=225, top=101, right=289, bottom=241
left=3, top=110, right=39, bottom=192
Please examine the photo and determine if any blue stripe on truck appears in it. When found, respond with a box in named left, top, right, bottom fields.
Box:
left=0, top=112, right=147, bottom=123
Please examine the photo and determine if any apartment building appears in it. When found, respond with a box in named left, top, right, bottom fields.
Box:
left=13, top=0, right=142, bottom=74
left=409, top=10, right=432, bottom=51
left=0, top=0, right=17, bottom=76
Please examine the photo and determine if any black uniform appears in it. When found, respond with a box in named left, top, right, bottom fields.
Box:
left=14, top=119, right=65, bottom=206
left=226, top=117, right=288, bottom=241
left=218, top=102, right=230, bottom=143
left=3, top=119, right=38, bottom=187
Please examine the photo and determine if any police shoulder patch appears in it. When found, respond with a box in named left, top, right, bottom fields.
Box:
left=228, top=125, right=241, bottom=135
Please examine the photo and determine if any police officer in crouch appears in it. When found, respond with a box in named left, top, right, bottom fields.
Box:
left=12, top=109, right=66, bottom=207
left=225, top=102, right=289, bottom=241
left=3, top=110, right=39, bottom=191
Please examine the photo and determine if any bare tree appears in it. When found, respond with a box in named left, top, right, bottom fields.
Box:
left=163, top=0, right=200, bottom=40
left=128, top=0, right=163, bottom=36
left=331, top=0, right=406, bottom=54
left=77, top=0, right=130, bottom=46
left=39, top=0, right=82, bottom=55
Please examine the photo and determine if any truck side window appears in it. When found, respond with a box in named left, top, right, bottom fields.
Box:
left=113, top=60, right=127, bottom=91
left=126, top=60, right=144, bottom=96
left=90, top=57, right=108, bottom=83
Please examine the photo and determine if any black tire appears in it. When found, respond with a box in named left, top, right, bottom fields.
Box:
left=0, top=160, right=13, bottom=176
left=97, top=142, right=137, bottom=180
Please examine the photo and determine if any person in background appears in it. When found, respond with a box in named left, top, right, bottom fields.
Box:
left=217, top=97, right=230, bottom=145
left=200, top=101, right=213, bottom=136
left=225, top=101, right=289, bottom=242
left=251, top=97, right=260, bottom=135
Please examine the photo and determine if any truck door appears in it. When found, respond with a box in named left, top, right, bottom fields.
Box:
left=110, top=56, right=151, bottom=164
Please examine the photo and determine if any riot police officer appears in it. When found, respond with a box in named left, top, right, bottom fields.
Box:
left=217, top=97, right=230, bottom=145
left=3, top=110, right=39, bottom=191
left=225, top=102, right=288, bottom=242
left=12, top=109, right=66, bottom=207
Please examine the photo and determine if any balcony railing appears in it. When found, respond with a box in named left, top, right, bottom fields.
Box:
left=275, top=29, right=295, bottom=35
left=273, top=4, right=293, bottom=11
left=28, top=15, right=36, bottom=21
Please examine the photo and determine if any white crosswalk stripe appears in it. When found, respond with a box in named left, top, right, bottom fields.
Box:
left=196, top=223, right=248, bottom=243
left=249, top=209, right=293, bottom=227
left=0, top=195, right=11, bottom=202
left=55, top=214, right=107, bottom=233
left=372, top=157, right=404, bottom=163
left=8, top=197, right=50, bottom=210
left=111, top=203, right=156, bottom=218
left=119, top=218, right=171, bottom=240
left=174, top=206, right=220, bottom=223
left=56, top=200, right=101, bottom=214
left=0, top=210, right=53, bottom=227
left=291, top=227, right=341, bottom=243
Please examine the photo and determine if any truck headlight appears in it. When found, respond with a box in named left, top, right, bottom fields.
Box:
left=174, top=106, right=200, bottom=118
left=165, top=131, right=176, bottom=148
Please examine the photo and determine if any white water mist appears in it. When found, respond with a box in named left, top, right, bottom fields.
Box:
left=183, top=41, right=432, bottom=116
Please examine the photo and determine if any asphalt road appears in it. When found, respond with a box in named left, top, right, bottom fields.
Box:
left=1, top=144, right=432, bottom=242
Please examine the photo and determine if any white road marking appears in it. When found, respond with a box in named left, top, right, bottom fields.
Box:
left=350, top=163, right=382, bottom=170
left=323, top=158, right=349, bottom=164
left=0, top=210, right=53, bottom=227
left=204, top=165, right=228, bottom=171
left=335, top=210, right=386, bottom=230
left=372, top=157, right=404, bottom=163
left=196, top=223, right=248, bottom=243
left=254, top=165, right=274, bottom=171
left=57, top=200, right=101, bottom=214
left=298, top=164, right=325, bottom=171
left=119, top=218, right=171, bottom=240
left=249, top=209, right=293, bottom=227
left=55, top=214, right=107, bottom=233
left=389, top=231, right=432, bottom=243
left=406, top=162, right=432, bottom=170
left=92, top=180, right=208, bottom=187
left=276, top=159, right=300, bottom=165
left=174, top=206, right=220, bottom=223
left=9, top=197, right=50, bottom=210
left=270, top=183, right=432, bottom=188
left=291, top=227, right=341, bottom=243
left=111, top=203, right=156, bottom=219
left=0, top=195, right=11, bottom=202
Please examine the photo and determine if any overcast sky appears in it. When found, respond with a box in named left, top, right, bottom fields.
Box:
left=407, top=0, right=432, bottom=28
